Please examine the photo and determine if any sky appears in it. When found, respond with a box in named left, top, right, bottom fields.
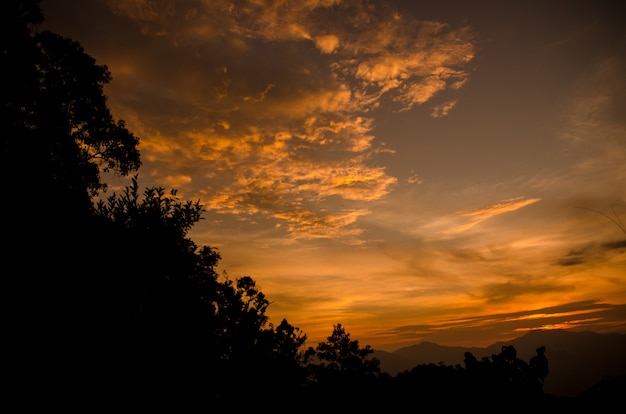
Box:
left=40, top=0, right=626, bottom=351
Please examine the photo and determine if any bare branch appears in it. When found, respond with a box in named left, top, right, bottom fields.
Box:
left=576, top=206, right=626, bottom=234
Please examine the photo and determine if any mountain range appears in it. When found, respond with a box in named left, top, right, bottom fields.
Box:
left=371, top=330, right=626, bottom=397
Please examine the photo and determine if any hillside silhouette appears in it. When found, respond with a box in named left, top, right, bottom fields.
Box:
left=373, top=329, right=626, bottom=397
left=3, top=1, right=625, bottom=411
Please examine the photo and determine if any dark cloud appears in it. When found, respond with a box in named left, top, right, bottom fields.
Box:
left=558, top=257, right=585, bottom=267
left=557, top=247, right=591, bottom=267
left=602, top=239, right=626, bottom=250
left=556, top=238, right=626, bottom=267
left=480, top=279, right=573, bottom=304
left=380, top=301, right=626, bottom=347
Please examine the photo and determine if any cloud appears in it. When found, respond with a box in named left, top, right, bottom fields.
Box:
left=603, top=239, right=626, bottom=250
left=100, top=0, right=475, bottom=239
left=315, top=34, right=340, bottom=53
left=275, top=209, right=370, bottom=240
left=379, top=301, right=626, bottom=347
left=406, top=173, right=424, bottom=185
left=447, top=197, right=541, bottom=234
left=431, top=99, right=458, bottom=118
left=479, top=278, right=574, bottom=304
left=552, top=44, right=626, bottom=204
left=555, top=237, right=626, bottom=268
left=160, top=174, right=192, bottom=188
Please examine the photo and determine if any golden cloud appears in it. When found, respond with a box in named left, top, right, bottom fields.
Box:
left=431, top=100, right=457, bottom=118
left=275, top=209, right=369, bottom=240
left=315, top=34, right=340, bottom=53
left=102, top=0, right=475, bottom=239
left=448, top=197, right=542, bottom=234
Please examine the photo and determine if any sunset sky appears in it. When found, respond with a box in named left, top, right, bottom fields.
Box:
left=40, top=0, right=625, bottom=351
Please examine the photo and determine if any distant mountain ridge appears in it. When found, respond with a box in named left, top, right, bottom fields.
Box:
left=371, top=330, right=626, bottom=397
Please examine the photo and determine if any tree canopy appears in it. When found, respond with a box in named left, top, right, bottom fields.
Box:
left=2, top=0, right=140, bottom=222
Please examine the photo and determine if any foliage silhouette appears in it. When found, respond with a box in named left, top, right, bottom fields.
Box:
left=90, top=177, right=311, bottom=409
left=307, top=323, right=380, bottom=377
left=303, top=323, right=386, bottom=409
left=390, top=344, right=551, bottom=410
left=2, top=1, right=140, bottom=408
left=2, top=0, right=140, bottom=220
left=1, top=2, right=314, bottom=409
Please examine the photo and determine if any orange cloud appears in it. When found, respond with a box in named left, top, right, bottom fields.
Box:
left=101, top=0, right=475, bottom=239
left=431, top=100, right=457, bottom=118
left=315, top=34, right=340, bottom=53
left=160, top=174, right=192, bottom=188
left=275, top=209, right=369, bottom=240
left=448, top=197, right=542, bottom=234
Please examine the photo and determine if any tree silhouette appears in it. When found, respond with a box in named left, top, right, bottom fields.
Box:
left=529, top=345, right=549, bottom=392
left=387, top=344, right=554, bottom=410
left=304, top=324, right=383, bottom=409
left=91, top=177, right=315, bottom=408
left=2, top=2, right=140, bottom=408
left=309, top=323, right=380, bottom=376
left=2, top=3, right=317, bottom=409
left=459, top=344, right=549, bottom=408
left=2, top=3, right=140, bottom=230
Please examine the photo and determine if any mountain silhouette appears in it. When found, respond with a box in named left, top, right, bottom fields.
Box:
left=372, top=330, right=626, bottom=397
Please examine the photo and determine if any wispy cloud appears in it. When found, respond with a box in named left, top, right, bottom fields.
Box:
left=377, top=301, right=626, bottom=347
left=447, top=197, right=541, bottom=234
left=431, top=99, right=458, bottom=118
left=479, top=278, right=573, bottom=304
